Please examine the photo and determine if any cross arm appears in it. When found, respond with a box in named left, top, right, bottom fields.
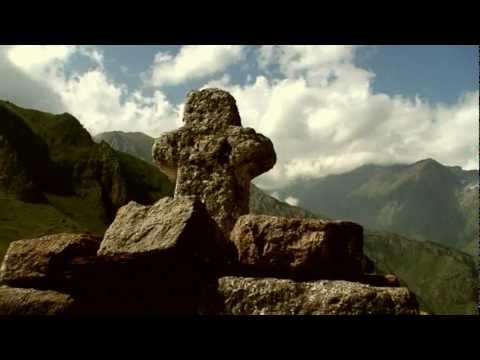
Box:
left=228, top=127, right=277, bottom=179
left=152, top=131, right=180, bottom=184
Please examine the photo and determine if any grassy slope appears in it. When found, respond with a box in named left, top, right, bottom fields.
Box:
left=363, top=231, right=477, bottom=315
left=116, top=150, right=174, bottom=203
left=0, top=198, right=85, bottom=260
left=463, top=239, right=478, bottom=256
left=250, top=184, right=328, bottom=219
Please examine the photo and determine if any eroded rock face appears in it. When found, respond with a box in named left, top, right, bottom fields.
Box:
left=229, top=214, right=367, bottom=279
left=0, top=135, right=44, bottom=202
left=72, top=141, right=129, bottom=222
left=152, top=89, right=276, bottom=239
left=205, top=276, right=419, bottom=315
left=0, top=233, right=102, bottom=289
left=0, top=286, right=74, bottom=315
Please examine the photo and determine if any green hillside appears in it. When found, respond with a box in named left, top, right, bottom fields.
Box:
left=0, top=100, right=174, bottom=260
left=363, top=231, right=477, bottom=315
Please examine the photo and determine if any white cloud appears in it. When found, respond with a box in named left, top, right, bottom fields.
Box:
left=284, top=196, right=299, bottom=206
left=2, top=45, right=477, bottom=190
left=7, top=45, right=76, bottom=74
left=5, top=45, right=181, bottom=137
left=204, top=45, right=479, bottom=189
left=258, top=45, right=363, bottom=86
left=59, top=70, right=181, bottom=136
left=0, top=45, right=65, bottom=112
left=270, top=191, right=280, bottom=200
left=148, top=45, right=246, bottom=87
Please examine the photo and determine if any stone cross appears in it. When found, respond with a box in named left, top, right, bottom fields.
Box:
left=152, top=88, right=276, bottom=239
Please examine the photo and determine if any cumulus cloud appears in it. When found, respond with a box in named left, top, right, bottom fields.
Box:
left=147, top=45, right=246, bottom=87
left=258, top=45, right=363, bottom=86
left=2, top=45, right=477, bottom=191
left=204, top=45, right=478, bottom=189
left=4, top=45, right=181, bottom=137
left=0, top=45, right=65, bottom=113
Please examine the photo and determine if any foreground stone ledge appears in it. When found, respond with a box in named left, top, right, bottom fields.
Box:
left=0, top=286, right=74, bottom=315
left=208, top=276, right=419, bottom=315
left=230, top=214, right=368, bottom=279
left=0, top=233, right=102, bottom=288
left=97, top=196, right=227, bottom=264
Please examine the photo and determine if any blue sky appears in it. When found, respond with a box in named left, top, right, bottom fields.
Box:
left=355, top=45, right=478, bottom=105
left=63, top=45, right=479, bottom=106
left=0, top=45, right=477, bottom=190
left=91, top=45, right=478, bottom=105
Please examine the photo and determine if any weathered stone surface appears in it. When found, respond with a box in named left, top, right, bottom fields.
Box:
left=92, top=196, right=228, bottom=314
left=205, top=276, right=419, bottom=315
left=97, top=196, right=227, bottom=261
left=59, top=253, right=219, bottom=315
left=153, top=88, right=276, bottom=239
left=229, top=214, right=367, bottom=279
left=0, top=286, right=74, bottom=315
left=183, top=88, right=242, bottom=127
left=0, top=233, right=102, bottom=288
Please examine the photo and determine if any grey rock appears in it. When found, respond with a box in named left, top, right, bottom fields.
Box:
left=94, top=196, right=228, bottom=314
left=97, top=196, right=226, bottom=261
left=153, top=88, right=276, bottom=239
left=207, top=276, right=419, bottom=315
left=229, top=214, right=366, bottom=279
left=0, top=233, right=102, bottom=288
left=0, top=286, right=74, bottom=315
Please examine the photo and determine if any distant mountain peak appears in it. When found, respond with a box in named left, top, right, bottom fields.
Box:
left=412, top=158, right=441, bottom=166
left=93, top=131, right=155, bottom=164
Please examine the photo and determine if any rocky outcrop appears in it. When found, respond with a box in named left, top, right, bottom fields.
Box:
left=0, top=135, right=44, bottom=202
left=153, top=88, right=276, bottom=239
left=205, top=276, right=419, bottom=315
left=0, top=233, right=102, bottom=289
left=72, top=141, right=129, bottom=222
left=229, top=214, right=367, bottom=279
left=0, top=286, right=74, bottom=315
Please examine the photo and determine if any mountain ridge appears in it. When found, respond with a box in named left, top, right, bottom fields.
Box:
left=277, top=158, right=478, bottom=254
left=93, top=131, right=155, bottom=164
